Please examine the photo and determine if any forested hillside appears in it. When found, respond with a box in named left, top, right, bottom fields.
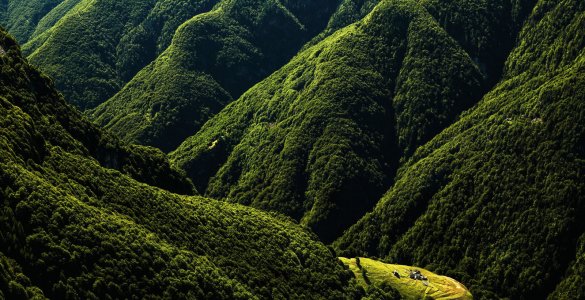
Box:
left=0, top=0, right=69, bottom=43
left=335, top=0, right=585, bottom=299
left=1, top=0, right=584, bottom=298
left=0, top=27, right=193, bottom=195
left=22, top=0, right=221, bottom=110
left=304, top=0, right=381, bottom=49
left=0, top=29, right=362, bottom=299
left=0, top=251, right=45, bottom=299
left=88, top=0, right=339, bottom=152
left=170, top=0, right=534, bottom=243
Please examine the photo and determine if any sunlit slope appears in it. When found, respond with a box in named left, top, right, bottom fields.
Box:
left=88, top=0, right=339, bottom=152
left=23, top=0, right=218, bottom=110
left=335, top=0, right=585, bottom=298
left=171, top=0, right=533, bottom=243
left=303, top=0, right=381, bottom=48
left=28, top=0, right=81, bottom=40
left=0, top=0, right=67, bottom=43
left=340, top=257, right=473, bottom=300
left=0, top=28, right=361, bottom=299
left=0, top=27, right=193, bottom=195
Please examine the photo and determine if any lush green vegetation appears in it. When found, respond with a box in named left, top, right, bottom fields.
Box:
left=335, top=0, right=585, bottom=298
left=88, top=0, right=339, bottom=152
left=340, top=257, right=473, bottom=300
left=0, top=0, right=67, bottom=43
left=303, top=0, right=381, bottom=49
left=170, top=0, right=531, bottom=243
left=0, top=252, right=45, bottom=300
left=1, top=0, right=584, bottom=298
left=0, top=29, right=193, bottom=195
left=28, top=0, right=81, bottom=41
left=22, top=0, right=222, bottom=110
left=0, top=29, right=363, bottom=299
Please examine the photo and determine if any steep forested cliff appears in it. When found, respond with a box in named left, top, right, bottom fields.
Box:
left=88, top=0, right=339, bottom=152
left=1, top=0, right=583, bottom=299
left=335, top=0, right=585, bottom=298
left=0, top=28, right=361, bottom=300
left=170, top=0, right=534, bottom=243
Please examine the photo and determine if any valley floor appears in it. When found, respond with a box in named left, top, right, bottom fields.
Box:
left=340, top=257, right=473, bottom=300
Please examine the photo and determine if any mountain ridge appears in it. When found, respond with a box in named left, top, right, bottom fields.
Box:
left=0, top=27, right=363, bottom=299
left=170, top=0, right=534, bottom=243
left=0, top=0, right=583, bottom=298
left=335, top=0, right=585, bottom=298
left=87, top=0, right=340, bottom=152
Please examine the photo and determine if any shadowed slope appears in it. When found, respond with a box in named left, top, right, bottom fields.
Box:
left=23, top=0, right=219, bottom=110
left=171, top=0, right=528, bottom=242
left=335, top=0, right=585, bottom=298
left=0, top=28, right=361, bottom=300
left=88, top=0, right=340, bottom=152
left=0, top=0, right=67, bottom=43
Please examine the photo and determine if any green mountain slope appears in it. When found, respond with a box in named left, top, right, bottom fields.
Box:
left=88, top=0, right=340, bottom=152
left=0, top=0, right=66, bottom=43
left=303, top=0, right=381, bottom=49
left=335, top=0, right=585, bottom=298
left=0, top=29, right=362, bottom=299
left=23, top=0, right=220, bottom=110
left=28, top=0, right=82, bottom=41
left=1, top=29, right=193, bottom=196
left=340, top=257, right=473, bottom=300
left=170, top=0, right=533, bottom=242
left=0, top=252, right=45, bottom=299
left=326, top=0, right=381, bottom=32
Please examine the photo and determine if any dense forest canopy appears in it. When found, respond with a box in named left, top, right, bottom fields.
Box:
left=87, top=0, right=340, bottom=152
left=0, top=28, right=362, bottom=299
left=170, top=0, right=535, bottom=243
left=0, top=0, right=584, bottom=299
left=335, top=0, right=585, bottom=299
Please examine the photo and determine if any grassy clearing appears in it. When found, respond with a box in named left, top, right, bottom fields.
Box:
left=340, top=257, right=472, bottom=299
